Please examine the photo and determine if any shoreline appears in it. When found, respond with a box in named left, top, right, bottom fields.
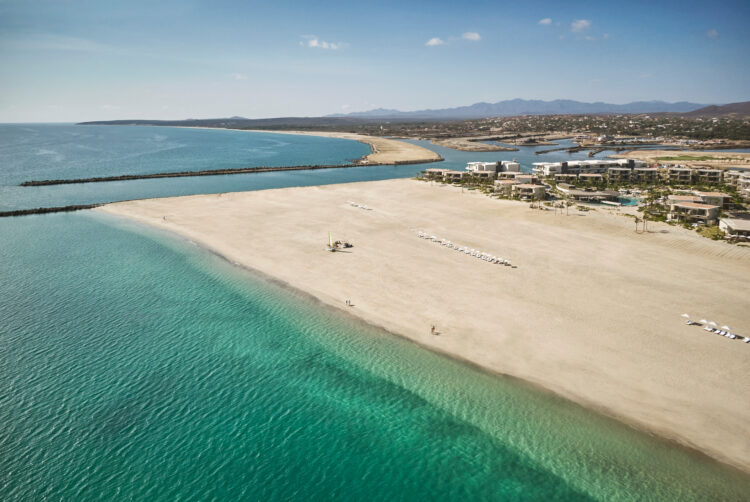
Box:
left=181, top=127, right=443, bottom=165
left=98, top=208, right=746, bottom=478
left=97, top=179, right=750, bottom=474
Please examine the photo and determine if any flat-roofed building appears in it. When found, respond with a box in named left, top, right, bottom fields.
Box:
left=668, top=195, right=702, bottom=204
left=556, top=184, right=619, bottom=202
left=469, top=170, right=496, bottom=181
left=422, top=168, right=449, bottom=179
left=632, top=168, right=659, bottom=183
left=607, top=167, right=631, bottom=183
left=533, top=159, right=647, bottom=178
left=443, top=170, right=466, bottom=182
left=493, top=179, right=520, bottom=195
left=668, top=202, right=720, bottom=225
left=512, top=183, right=546, bottom=200
left=694, top=191, right=732, bottom=208
left=579, top=173, right=604, bottom=184
left=694, top=168, right=723, bottom=184
left=724, top=170, right=743, bottom=185
left=499, top=160, right=521, bottom=172
left=667, top=167, right=694, bottom=184
left=466, top=161, right=499, bottom=173
left=719, top=217, right=750, bottom=237
left=554, top=173, right=578, bottom=183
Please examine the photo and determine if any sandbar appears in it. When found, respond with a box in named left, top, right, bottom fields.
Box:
left=98, top=179, right=750, bottom=473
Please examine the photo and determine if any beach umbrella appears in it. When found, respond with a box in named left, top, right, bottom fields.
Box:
left=699, top=319, right=708, bottom=324
left=708, top=321, right=718, bottom=327
left=722, top=325, right=731, bottom=331
left=681, top=314, right=690, bottom=318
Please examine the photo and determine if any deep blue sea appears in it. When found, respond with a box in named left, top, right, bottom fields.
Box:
left=2, top=125, right=749, bottom=500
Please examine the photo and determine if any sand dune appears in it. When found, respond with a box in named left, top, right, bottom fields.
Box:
left=99, top=179, right=750, bottom=473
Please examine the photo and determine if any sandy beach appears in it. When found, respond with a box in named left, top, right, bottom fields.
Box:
left=248, top=130, right=442, bottom=165
left=99, top=179, right=750, bottom=473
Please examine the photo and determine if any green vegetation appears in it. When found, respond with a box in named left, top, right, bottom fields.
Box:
left=654, top=155, right=729, bottom=162
left=696, top=225, right=726, bottom=240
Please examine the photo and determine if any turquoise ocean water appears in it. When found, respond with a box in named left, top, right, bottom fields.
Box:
left=1, top=125, right=749, bottom=500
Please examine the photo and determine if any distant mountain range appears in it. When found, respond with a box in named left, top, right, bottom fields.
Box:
left=79, top=100, right=750, bottom=129
left=329, top=99, right=708, bottom=119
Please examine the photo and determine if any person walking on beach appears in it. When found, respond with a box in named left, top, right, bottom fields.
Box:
left=431, top=325, right=436, bottom=336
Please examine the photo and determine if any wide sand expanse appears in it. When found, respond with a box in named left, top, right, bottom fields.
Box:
left=99, top=179, right=750, bottom=472
left=250, top=130, right=442, bottom=164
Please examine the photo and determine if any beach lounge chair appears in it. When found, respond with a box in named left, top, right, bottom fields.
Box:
left=744, top=337, right=750, bottom=343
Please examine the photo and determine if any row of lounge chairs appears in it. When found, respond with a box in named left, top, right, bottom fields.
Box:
left=416, top=231, right=512, bottom=266
left=683, top=315, right=749, bottom=343
left=347, top=201, right=372, bottom=211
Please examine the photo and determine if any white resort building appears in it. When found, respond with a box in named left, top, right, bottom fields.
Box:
left=532, top=159, right=647, bottom=177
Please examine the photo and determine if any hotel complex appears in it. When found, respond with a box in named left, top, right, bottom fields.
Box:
left=421, top=156, right=750, bottom=239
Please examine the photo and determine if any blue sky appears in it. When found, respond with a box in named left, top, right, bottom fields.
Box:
left=0, top=0, right=748, bottom=121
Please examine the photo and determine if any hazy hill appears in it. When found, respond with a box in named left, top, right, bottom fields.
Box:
left=682, top=101, right=750, bottom=118
left=329, top=99, right=707, bottom=119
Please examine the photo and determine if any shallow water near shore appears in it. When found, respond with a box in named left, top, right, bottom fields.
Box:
left=2, top=212, right=750, bottom=501
left=2, top=125, right=750, bottom=499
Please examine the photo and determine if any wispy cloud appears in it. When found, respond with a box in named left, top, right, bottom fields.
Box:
left=706, top=29, right=719, bottom=39
left=461, top=32, right=481, bottom=41
left=231, top=73, right=247, bottom=80
left=538, top=18, right=552, bottom=25
left=300, top=35, right=343, bottom=50
left=425, top=37, right=446, bottom=46
left=571, top=19, right=591, bottom=32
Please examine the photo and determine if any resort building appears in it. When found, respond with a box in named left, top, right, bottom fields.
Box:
left=494, top=179, right=520, bottom=195
left=607, top=167, right=631, bottom=183
left=466, top=161, right=499, bottom=173
left=512, top=184, right=546, bottom=201
left=667, top=202, right=720, bottom=225
left=694, top=191, right=732, bottom=209
left=668, top=195, right=702, bottom=204
left=422, top=168, right=449, bottom=180
left=724, top=170, right=750, bottom=200
left=632, top=168, right=659, bottom=183
left=554, top=173, right=579, bottom=183
left=465, top=160, right=520, bottom=174
left=578, top=173, right=604, bottom=184
left=469, top=171, right=496, bottom=181
left=694, top=168, right=723, bottom=184
left=667, top=167, right=694, bottom=184
left=443, top=170, right=466, bottom=182
left=719, top=217, right=750, bottom=238
left=533, top=159, right=647, bottom=178
left=556, top=184, right=620, bottom=203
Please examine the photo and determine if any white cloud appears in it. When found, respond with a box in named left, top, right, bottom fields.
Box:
left=602, top=33, right=610, bottom=40
left=301, top=35, right=343, bottom=50
left=571, top=19, right=591, bottom=32
left=425, top=37, right=446, bottom=46
left=538, top=18, right=552, bottom=25
left=584, top=35, right=595, bottom=41
left=231, top=73, right=247, bottom=80
left=706, top=29, right=719, bottom=39
left=462, top=32, right=481, bottom=41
